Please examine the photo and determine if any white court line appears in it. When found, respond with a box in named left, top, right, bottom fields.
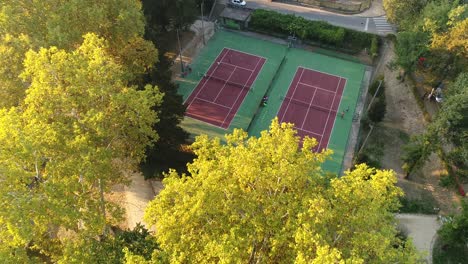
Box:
left=298, top=66, right=346, bottom=80
left=279, top=68, right=305, bottom=123
left=365, top=18, right=369, bottom=31
left=294, top=127, right=322, bottom=138
left=185, top=47, right=268, bottom=129
left=220, top=56, right=264, bottom=127
left=219, top=61, right=254, bottom=73
left=184, top=49, right=230, bottom=106
left=284, top=97, right=335, bottom=114
left=225, top=47, right=268, bottom=62
left=213, top=66, right=238, bottom=102
left=300, top=88, right=317, bottom=129
left=223, top=48, right=267, bottom=71
left=186, top=112, right=226, bottom=127
left=298, top=81, right=338, bottom=94
left=317, top=78, right=341, bottom=151
left=193, top=97, right=232, bottom=109
left=319, top=78, right=347, bottom=150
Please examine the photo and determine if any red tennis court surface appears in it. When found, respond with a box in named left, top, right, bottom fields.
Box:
left=277, top=67, right=347, bottom=152
left=185, top=48, right=266, bottom=129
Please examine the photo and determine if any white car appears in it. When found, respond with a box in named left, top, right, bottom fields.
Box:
left=231, top=0, right=246, bottom=6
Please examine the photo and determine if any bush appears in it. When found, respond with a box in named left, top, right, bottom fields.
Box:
left=368, top=76, right=384, bottom=97
left=367, top=97, right=386, bottom=123
left=354, top=152, right=381, bottom=169
left=439, top=175, right=456, bottom=188
left=370, top=35, right=379, bottom=58
left=399, top=196, right=438, bottom=214
left=249, top=9, right=374, bottom=53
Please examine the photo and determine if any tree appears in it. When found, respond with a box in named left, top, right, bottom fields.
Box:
left=144, top=119, right=421, bottom=263
left=141, top=51, right=191, bottom=177
left=438, top=200, right=468, bottom=247
left=0, top=34, right=31, bottom=108
left=142, top=0, right=197, bottom=33
left=383, top=0, right=428, bottom=29
left=402, top=72, right=468, bottom=178
left=0, top=0, right=157, bottom=108
left=395, top=31, right=429, bottom=73
left=431, top=14, right=468, bottom=59
left=63, top=224, right=164, bottom=264
left=0, top=34, right=163, bottom=262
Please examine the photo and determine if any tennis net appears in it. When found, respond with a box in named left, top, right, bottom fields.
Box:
left=282, top=97, right=338, bottom=114
left=203, top=74, right=250, bottom=91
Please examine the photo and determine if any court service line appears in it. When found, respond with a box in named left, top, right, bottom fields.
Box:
left=223, top=48, right=260, bottom=71
left=285, top=97, right=335, bottom=113
left=185, top=112, right=224, bottom=126
left=193, top=97, right=232, bottom=110
left=294, top=127, right=322, bottom=138
left=186, top=49, right=230, bottom=108
left=185, top=115, right=228, bottom=131
left=213, top=66, right=238, bottom=102
left=225, top=47, right=268, bottom=62
left=300, top=87, right=318, bottom=129
left=279, top=68, right=305, bottom=123
left=299, top=66, right=346, bottom=80
left=220, top=56, right=264, bottom=127
left=317, top=78, right=342, bottom=151
left=219, top=61, right=254, bottom=73
left=297, top=81, right=339, bottom=94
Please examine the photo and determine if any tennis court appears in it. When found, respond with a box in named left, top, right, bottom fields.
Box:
left=277, top=67, right=346, bottom=152
left=177, top=30, right=367, bottom=174
left=184, top=48, right=266, bottom=129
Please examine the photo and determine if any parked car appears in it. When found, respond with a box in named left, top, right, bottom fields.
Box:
left=231, top=0, right=246, bottom=6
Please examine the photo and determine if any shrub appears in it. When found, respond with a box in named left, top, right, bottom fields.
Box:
left=368, top=76, right=385, bottom=97
left=439, top=175, right=456, bottom=188
left=249, top=10, right=375, bottom=53
left=354, top=152, right=381, bottom=169
left=367, top=98, right=386, bottom=123
left=399, top=196, right=438, bottom=214
left=370, top=35, right=379, bottom=58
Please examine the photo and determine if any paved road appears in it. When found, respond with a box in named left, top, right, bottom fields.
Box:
left=230, top=0, right=396, bottom=35
left=396, top=214, right=440, bottom=263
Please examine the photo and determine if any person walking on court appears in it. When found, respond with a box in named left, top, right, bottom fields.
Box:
left=340, top=111, right=345, bottom=119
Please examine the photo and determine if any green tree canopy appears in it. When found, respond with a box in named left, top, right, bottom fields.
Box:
left=395, top=31, right=429, bottom=73
left=0, top=34, right=163, bottom=262
left=403, top=72, right=468, bottom=177
left=142, top=0, right=197, bottom=33
left=383, top=0, right=428, bottom=29
left=438, top=200, right=468, bottom=248
left=0, top=0, right=157, bottom=108
left=144, top=119, right=421, bottom=263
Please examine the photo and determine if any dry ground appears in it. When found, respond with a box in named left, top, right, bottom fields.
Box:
left=374, top=40, right=460, bottom=215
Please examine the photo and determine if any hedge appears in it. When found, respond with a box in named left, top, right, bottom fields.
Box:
left=249, top=9, right=374, bottom=53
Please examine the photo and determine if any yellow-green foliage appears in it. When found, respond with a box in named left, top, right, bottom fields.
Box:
left=0, top=34, right=163, bottom=262
left=145, top=119, right=422, bottom=263
left=0, top=0, right=157, bottom=108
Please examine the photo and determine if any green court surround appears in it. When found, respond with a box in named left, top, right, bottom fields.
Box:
left=177, top=30, right=366, bottom=174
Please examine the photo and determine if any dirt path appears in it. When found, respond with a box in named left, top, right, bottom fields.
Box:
left=375, top=40, right=459, bottom=215
left=124, top=172, right=155, bottom=229
left=373, top=39, right=462, bottom=262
